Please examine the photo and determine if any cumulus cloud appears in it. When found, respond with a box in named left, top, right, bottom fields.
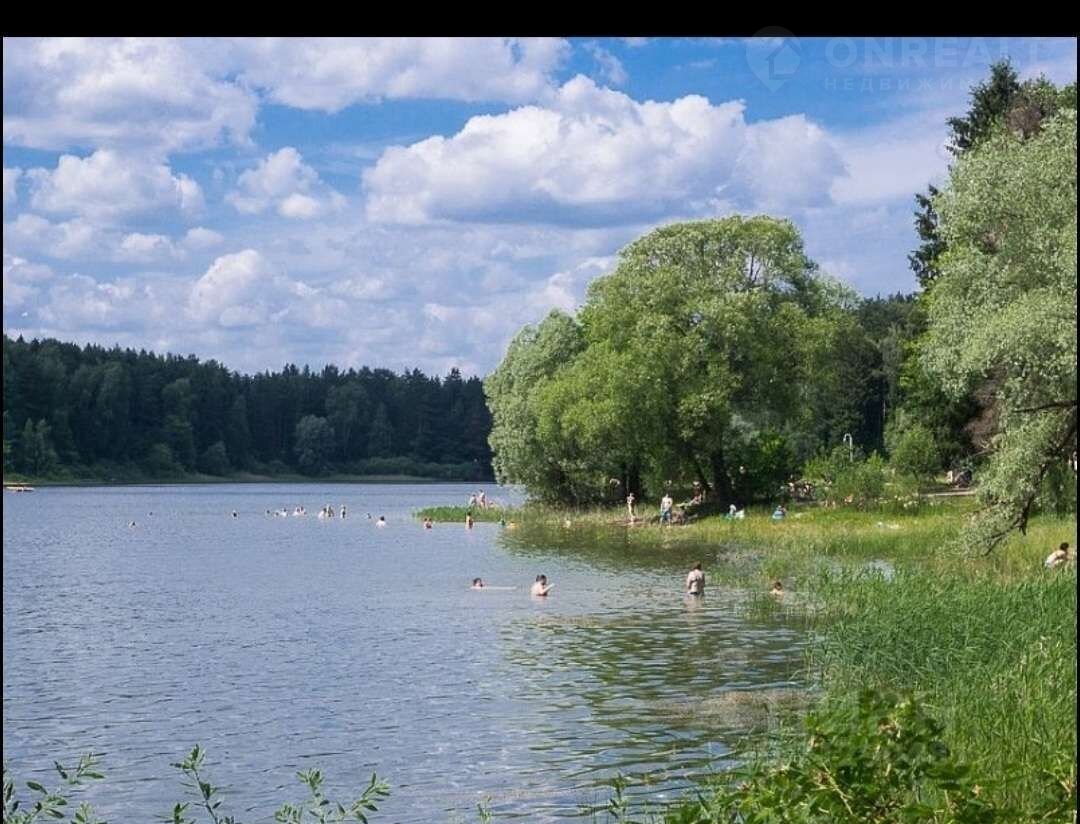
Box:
left=234, top=37, right=570, bottom=112
left=3, top=37, right=257, bottom=154
left=584, top=42, right=629, bottom=87
left=33, top=273, right=175, bottom=331
left=3, top=250, right=54, bottom=310
left=188, top=249, right=276, bottom=325
left=3, top=168, right=21, bottom=209
left=187, top=248, right=349, bottom=330
left=182, top=227, right=226, bottom=251
left=828, top=112, right=951, bottom=205
left=26, top=150, right=204, bottom=223
left=364, top=75, right=846, bottom=226
left=227, top=147, right=344, bottom=219
left=4, top=213, right=105, bottom=260
left=115, top=233, right=178, bottom=263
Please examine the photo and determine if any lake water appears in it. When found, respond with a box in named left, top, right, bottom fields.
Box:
left=2, top=484, right=809, bottom=822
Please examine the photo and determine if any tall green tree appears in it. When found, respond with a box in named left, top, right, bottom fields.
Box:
left=294, top=415, right=335, bottom=475
left=488, top=217, right=866, bottom=505
left=924, top=109, right=1077, bottom=549
left=485, top=310, right=586, bottom=502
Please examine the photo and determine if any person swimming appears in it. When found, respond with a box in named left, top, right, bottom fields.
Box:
left=530, top=574, right=552, bottom=596
left=472, top=578, right=486, bottom=589
left=423, top=517, right=434, bottom=529
left=232, top=511, right=238, bottom=518
left=376, top=516, right=387, bottom=527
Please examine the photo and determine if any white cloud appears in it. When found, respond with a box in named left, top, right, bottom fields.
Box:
left=186, top=248, right=349, bottom=332
left=188, top=249, right=276, bottom=324
left=182, top=227, right=226, bottom=251
left=35, top=273, right=166, bottom=331
left=3, top=250, right=54, bottom=310
left=364, top=76, right=846, bottom=226
left=227, top=147, right=343, bottom=219
left=584, top=42, right=629, bottom=87
left=3, top=37, right=257, bottom=153
left=234, top=37, right=570, bottom=112
left=3, top=168, right=21, bottom=209
left=26, top=150, right=204, bottom=223
left=4, top=213, right=105, bottom=260
left=116, top=233, right=178, bottom=263
left=828, top=109, right=951, bottom=206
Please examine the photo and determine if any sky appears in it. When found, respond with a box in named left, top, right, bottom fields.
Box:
left=3, top=36, right=1077, bottom=377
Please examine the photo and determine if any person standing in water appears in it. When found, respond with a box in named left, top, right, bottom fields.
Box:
left=531, top=575, right=552, bottom=596
left=686, top=562, right=705, bottom=596
left=465, top=512, right=474, bottom=529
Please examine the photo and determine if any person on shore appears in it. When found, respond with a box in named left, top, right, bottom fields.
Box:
left=465, top=511, right=474, bottom=529
left=478, top=490, right=487, bottom=509
left=472, top=578, right=486, bottom=589
left=531, top=574, right=552, bottom=596
left=686, top=562, right=705, bottom=596
left=769, top=580, right=784, bottom=596
left=626, top=492, right=636, bottom=523
left=660, top=493, right=674, bottom=525
left=1045, top=542, right=1071, bottom=569
left=772, top=504, right=786, bottom=521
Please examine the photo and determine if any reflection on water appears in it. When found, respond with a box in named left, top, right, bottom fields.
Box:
left=3, top=485, right=808, bottom=822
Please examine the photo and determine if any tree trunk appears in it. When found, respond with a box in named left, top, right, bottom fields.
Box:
left=709, top=448, right=733, bottom=506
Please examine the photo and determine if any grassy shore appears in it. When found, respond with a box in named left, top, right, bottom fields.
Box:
left=421, top=496, right=1078, bottom=820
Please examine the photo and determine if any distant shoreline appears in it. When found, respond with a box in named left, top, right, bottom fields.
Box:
left=3, top=473, right=494, bottom=489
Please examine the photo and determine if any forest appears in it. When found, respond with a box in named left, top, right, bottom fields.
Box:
left=2, top=336, right=493, bottom=482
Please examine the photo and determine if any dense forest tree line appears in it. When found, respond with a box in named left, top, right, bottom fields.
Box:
left=2, top=335, right=493, bottom=481
left=485, top=62, right=1076, bottom=533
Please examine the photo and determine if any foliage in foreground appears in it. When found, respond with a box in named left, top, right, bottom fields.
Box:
left=665, top=690, right=1058, bottom=824
left=2, top=746, right=389, bottom=824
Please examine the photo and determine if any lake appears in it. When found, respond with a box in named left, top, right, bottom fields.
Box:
left=2, top=484, right=809, bottom=822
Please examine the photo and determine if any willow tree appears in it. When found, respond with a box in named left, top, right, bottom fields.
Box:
left=925, top=110, right=1077, bottom=550
left=487, top=216, right=863, bottom=505
left=484, top=310, right=587, bottom=502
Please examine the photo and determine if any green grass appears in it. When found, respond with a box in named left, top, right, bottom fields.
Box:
left=807, top=565, right=1076, bottom=816
left=414, top=504, right=511, bottom=523
left=436, top=495, right=1077, bottom=819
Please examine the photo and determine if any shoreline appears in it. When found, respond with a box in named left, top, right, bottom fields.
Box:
left=4, top=474, right=495, bottom=489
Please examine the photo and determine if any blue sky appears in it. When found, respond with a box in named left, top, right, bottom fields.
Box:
left=3, top=36, right=1076, bottom=376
